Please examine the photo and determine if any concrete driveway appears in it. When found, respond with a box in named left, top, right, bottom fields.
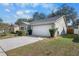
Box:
left=0, top=36, right=44, bottom=52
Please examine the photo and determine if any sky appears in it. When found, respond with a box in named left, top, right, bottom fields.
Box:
left=0, top=3, right=79, bottom=24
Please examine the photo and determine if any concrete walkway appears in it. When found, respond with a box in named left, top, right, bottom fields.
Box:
left=0, top=36, right=44, bottom=52
left=0, top=48, right=7, bottom=56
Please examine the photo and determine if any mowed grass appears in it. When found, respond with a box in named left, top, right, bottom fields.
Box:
left=6, top=34, right=79, bottom=56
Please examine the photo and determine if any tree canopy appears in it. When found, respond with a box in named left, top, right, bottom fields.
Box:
left=15, top=12, right=46, bottom=25
left=15, top=18, right=28, bottom=25
left=0, top=23, right=10, bottom=30
left=33, top=12, right=46, bottom=20
left=15, top=18, right=33, bottom=25
left=0, top=18, right=3, bottom=23
left=48, top=4, right=77, bottom=25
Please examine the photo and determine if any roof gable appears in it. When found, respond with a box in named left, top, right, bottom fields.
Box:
left=30, top=16, right=64, bottom=25
left=22, top=15, right=65, bottom=26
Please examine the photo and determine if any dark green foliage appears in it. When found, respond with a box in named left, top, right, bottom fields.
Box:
left=48, top=4, right=77, bottom=25
left=0, top=18, right=3, bottom=23
left=48, top=12, right=57, bottom=18
left=16, top=31, right=26, bottom=36
left=62, top=34, right=74, bottom=38
left=15, top=18, right=33, bottom=25
left=28, top=29, right=32, bottom=35
left=15, top=18, right=28, bottom=25
left=49, top=29, right=56, bottom=37
left=73, top=35, right=79, bottom=43
left=10, top=31, right=16, bottom=34
left=33, top=12, right=46, bottom=20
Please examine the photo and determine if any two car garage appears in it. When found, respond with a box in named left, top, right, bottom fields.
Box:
left=32, top=24, right=52, bottom=37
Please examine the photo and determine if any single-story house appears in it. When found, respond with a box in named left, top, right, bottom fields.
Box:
left=19, top=22, right=30, bottom=31
left=0, top=30, right=4, bottom=34
left=10, top=25, right=20, bottom=32
left=0, top=23, right=10, bottom=33
left=22, top=15, right=67, bottom=37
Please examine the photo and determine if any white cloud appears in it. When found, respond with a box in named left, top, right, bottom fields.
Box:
left=5, top=9, right=10, bottom=12
left=25, top=10, right=31, bottom=14
left=16, top=9, right=37, bottom=15
left=16, top=10, right=24, bottom=15
left=16, top=10, right=32, bottom=19
left=25, top=10, right=37, bottom=14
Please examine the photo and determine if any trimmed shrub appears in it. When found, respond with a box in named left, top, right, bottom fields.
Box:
left=16, top=30, right=26, bottom=36
left=49, top=28, right=56, bottom=37
left=73, top=34, right=79, bottom=43
left=10, top=31, right=16, bottom=34
left=28, top=29, right=32, bottom=35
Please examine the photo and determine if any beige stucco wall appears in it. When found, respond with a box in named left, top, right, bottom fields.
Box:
left=14, top=26, right=20, bottom=32
left=10, top=25, right=20, bottom=32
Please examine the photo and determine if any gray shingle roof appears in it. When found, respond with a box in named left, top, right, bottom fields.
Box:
left=30, top=16, right=62, bottom=25
left=22, top=15, right=65, bottom=26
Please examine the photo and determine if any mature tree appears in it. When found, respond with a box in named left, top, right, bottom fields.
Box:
left=27, top=18, right=33, bottom=22
left=15, top=18, right=33, bottom=25
left=15, top=18, right=28, bottom=25
left=0, top=18, right=3, bottom=23
left=0, top=23, right=10, bottom=30
left=48, top=4, right=77, bottom=25
left=48, top=12, right=57, bottom=18
left=33, top=12, right=46, bottom=20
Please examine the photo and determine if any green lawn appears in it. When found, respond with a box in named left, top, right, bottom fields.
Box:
left=6, top=34, right=79, bottom=56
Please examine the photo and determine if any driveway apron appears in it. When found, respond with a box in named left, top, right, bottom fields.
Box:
left=0, top=36, right=43, bottom=52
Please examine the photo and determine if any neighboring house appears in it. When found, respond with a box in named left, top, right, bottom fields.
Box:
left=10, top=25, right=20, bottom=32
left=22, top=15, right=67, bottom=37
left=0, top=30, right=4, bottom=34
left=19, top=22, right=30, bottom=31
left=0, top=23, right=10, bottom=33
left=74, top=19, right=79, bottom=34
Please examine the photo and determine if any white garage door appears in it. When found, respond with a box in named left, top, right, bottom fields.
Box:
left=32, top=24, right=52, bottom=36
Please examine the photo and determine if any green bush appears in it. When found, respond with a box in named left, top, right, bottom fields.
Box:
left=73, top=35, right=79, bottom=43
left=10, top=31, right=16, bottom=34
left=16, top=31, right=26, bottom=36
left=49, top=28, right=56, bottom=37
left=28, top=29, right=32, bottom=35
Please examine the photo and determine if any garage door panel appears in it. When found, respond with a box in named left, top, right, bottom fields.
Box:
left=32, top=25, right=51, bottom=36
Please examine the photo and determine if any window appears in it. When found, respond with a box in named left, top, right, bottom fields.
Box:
left=75, top=26, right=78, bottom=29
left=21, top=27, right=25, bottom=30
